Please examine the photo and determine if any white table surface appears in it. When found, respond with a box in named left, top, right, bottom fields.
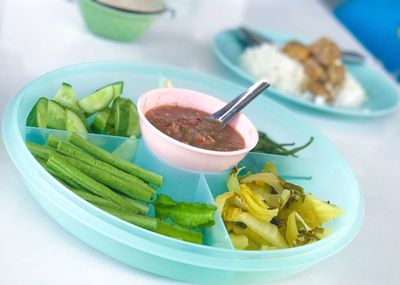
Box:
left=1, top=0, right=399, bottom=284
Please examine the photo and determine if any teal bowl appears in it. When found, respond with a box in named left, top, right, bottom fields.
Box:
left=2, top=62, right=363, bottom=284
left=213, top=28, right=400, bottom=118
left=78, top=0, right=161, bottom=42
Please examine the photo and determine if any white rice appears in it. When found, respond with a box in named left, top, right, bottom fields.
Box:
left=239, top=43, right=306, bottom=96
left=334, top=73, right=366, bottom=108
left=239, top=43, right=366, bottom=108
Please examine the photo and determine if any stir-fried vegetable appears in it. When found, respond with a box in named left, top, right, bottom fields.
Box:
left=215, top=162, right=342, bottom=250
left=252, top=131, right=314, bottom=157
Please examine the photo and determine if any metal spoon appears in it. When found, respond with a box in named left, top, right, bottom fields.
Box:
left=237, top=27, right=365, bottom=64
left=206, top=80, right=270, bottom=128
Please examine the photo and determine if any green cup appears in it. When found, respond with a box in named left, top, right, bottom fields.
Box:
left=78, top=0, right=162, bottom=42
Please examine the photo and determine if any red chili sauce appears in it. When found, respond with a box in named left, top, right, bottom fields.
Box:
left=145, top=105, right=245, bottom=151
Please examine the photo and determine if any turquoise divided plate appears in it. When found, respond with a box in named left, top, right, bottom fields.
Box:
left=213, top=28, right=400, bottom=118
left=2, top=62, right=363, bottom=284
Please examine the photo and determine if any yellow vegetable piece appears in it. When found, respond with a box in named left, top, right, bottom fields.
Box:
left=241, top=173, right=283, bottom=193
left=243, top=227, right=274, bottom=248
left=239, top=184, right=278, bottom=222
left=246, top=239, right=260, bottom=250
left=227, top=167, right=244, bottom=193
left=260, top=244, right=276, bottom=250
left=215, top=191, right=235, bottom=215
left=262, top=162, right=279, bottom=176
left=227, top=209, right=287, bottom=249
left=285, top=211, right=312, bottom=246
left=230, top=234, right=249, bottom=250
left=280, top=194, right=342, bottom=228
left=230, top=194, right=248, bottom=211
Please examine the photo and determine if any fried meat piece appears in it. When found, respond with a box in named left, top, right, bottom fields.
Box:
left=282, top=41, right=311, bottom=62
left=310, top=37, right=342, bottom=66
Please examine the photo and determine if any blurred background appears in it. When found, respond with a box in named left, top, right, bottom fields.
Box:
left=1, top=0, right=399, bottom=94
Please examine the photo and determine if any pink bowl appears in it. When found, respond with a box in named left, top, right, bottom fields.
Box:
left=137, top=88, right=259, bottom=172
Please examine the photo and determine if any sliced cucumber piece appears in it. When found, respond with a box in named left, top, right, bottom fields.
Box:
left=105, top=98, right=118, bottom=135
left=90, top=107, right=111, bottom=134
left=65, top=109, right=88, bottom=132
left=47, top=100, right=66, bottom=130
left=112, top=139, right=139, bottom=161
left=26, top=97, right=48, bottom=128
left=54, top=83, right=82, bottom=115
left=113, top=98, right=128, bottom=137
left=78, top=81, right=124, bottom=115
left=112, top=81, right=124, bottom=97
left=126, top=101, right=141, bottom=138
left=113, top=98, right=141, bottom=138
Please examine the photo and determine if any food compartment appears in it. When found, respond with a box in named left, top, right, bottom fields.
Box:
left=134, top=141, right=234, bottom=248
left=242, top=152, right=346, bottom=232
left=206, top=150, right=346, bottom=250
left=23, top=126, right=234, bottom=249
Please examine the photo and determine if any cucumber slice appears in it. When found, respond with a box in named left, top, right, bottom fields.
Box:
left=90, top=107, right=111, bottom=134
left=125, top=100, right=141, bottom=138
left=105, top=105, right=116, bottom=135
left=112, top=81, right=124, bottom=97
left=47, top=100, right=66, bottom=130
left=54, top=82, right=82, bottom=115
left=65, top=109, right=88, bottom=132
left=113, top=98, right=141, bottom=138
left=78, top=81, right=124, bottom=115
left=112, top=139, right=139, bottom=161
left=26, top=97, right=48, bottom=128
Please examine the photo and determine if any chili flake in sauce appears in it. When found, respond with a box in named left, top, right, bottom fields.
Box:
left=145, top=105, right=245, bottom=151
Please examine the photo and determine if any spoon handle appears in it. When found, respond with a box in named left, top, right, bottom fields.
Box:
left=208, top=80, right=270, bottom=127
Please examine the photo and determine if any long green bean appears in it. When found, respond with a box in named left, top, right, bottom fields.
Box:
left=69, top=188, right=138, bottom=214
left=55, top=141, right=156, bottom=195
left=26, top=142, right=55, bottom=160
left=35, top=156, right=83, bottom=190
left=68, top=133, right=163, bottom=187
left=46, top=154, right=140, bottom=213
left=122, top=196, right=149, bottom=214
left=96, top=204, right=157, bottom=231
left=59, top=154, right=152, bottom=202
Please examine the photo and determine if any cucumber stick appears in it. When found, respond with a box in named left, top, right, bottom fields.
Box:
left=47, top=100, right=66, bottom=130
left=78, top=81, right=123, bottom=115
left=66, top=109, right=88, bottom=132
left=91, top=107, right=111, bottom=134
left=26, top=97, right=48, bottom=128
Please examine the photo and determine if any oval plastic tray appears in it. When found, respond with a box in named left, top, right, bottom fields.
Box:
left=2, top=62, right=364, bottom=284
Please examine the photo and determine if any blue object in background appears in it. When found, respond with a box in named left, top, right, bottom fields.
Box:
left=334, top=0, right=400, bottom=82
